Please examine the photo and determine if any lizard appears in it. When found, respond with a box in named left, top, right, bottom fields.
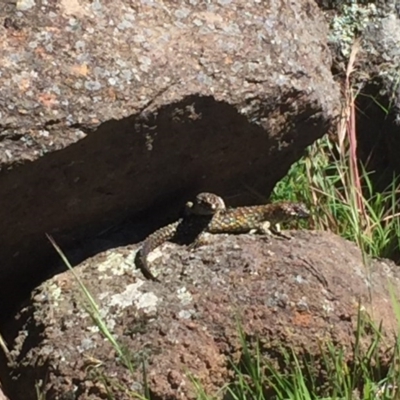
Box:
left=134, top=192, right=227, bottom=281
left=203, top=201, right=310, bottom=236
left=135, top=194, right=310, bottom=281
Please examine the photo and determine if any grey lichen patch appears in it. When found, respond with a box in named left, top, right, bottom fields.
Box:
left=329, top=2, right=378, bottom=57
left=146, top=246, right=165, bottom=264
left=16, top=0, right=36, bottom=11
left=77, top=337, right=97, bottom=353
left=135, top=291, right=159, bottom=312
left=97, top=249, right=136, bottom=276
left=109, top=282, right=158, bottom=314
left=41, top=282, right=63, bottom=303
left=176, top=287, right=193, bottom=306
left=178, top=309, right=196, bottom=319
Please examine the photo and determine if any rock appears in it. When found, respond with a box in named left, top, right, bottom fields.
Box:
left=0, top=0, right=340, bottom=317
left=322, top=1, right=400, bottom=187
left=0, top=386, right=9, bottom=400
left=1, top=231, right=399, bottom=399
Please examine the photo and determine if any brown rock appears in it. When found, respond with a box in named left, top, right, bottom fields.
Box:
left=1, top=231, right=399, bottom=399
left=0, top=0, right=340, bottom=316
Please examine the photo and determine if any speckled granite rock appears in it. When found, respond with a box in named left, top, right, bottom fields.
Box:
left=2, top=231, right=399, bottom=399
left=0, top=0, right=339, bottom=318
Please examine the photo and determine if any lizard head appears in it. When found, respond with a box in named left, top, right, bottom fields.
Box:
left=279, top=202, right=310, bottom=219
left=185, top=192, right=226, bottom=216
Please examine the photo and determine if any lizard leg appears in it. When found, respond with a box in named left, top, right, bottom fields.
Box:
left=257, top=222, right=292, bottom=240
left=269, top=223, right=292, bottom=240
left=186, top=232, right=210, bottom=250
left=254, top=221, right=273, bottom=236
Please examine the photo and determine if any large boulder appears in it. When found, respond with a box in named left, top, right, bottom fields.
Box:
left=1, top=230, right=399, bottom=399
